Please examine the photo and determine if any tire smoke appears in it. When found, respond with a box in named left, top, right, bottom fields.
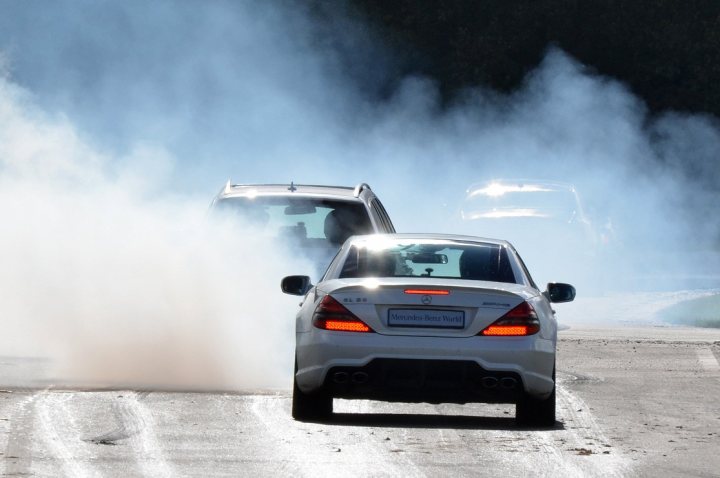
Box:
left=1, top=2, right=718, bottom=388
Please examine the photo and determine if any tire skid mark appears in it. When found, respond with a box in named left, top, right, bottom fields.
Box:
left=421, top=402, right=573, bottom=476
left=423, top=408, right=526, bottom=474
left=85, top=392, right=147, bottom=445
left=246, top=395, right=308, bottom=477
left=510, top=382, right=628, bottom=478
left=332, top=394, right=622, bottom=477
left=35, top=390, right=96, bottom=477
left=249, top=395, right=341, bottom=477
left=249, top=395, right=423, bottom=478
left=555, top=379, right=631, bottom=477
left=520, top=418, right=586, bottom=478
left=339, top=400, right=551, bottom=475
left=420, top=384, right=628, bottom=477
left=3, top=391, right=39, bottom=477
left=378, top=399, right=586, bottom=476
left=559, top=371, right=604, bottom=384
left=342, top=399, right=426, bottom=477
left=126, top=392, right=174, bottom=478
left=85, top=391, right=174, bottom=478
left=252, top=386, right=627, bottom=478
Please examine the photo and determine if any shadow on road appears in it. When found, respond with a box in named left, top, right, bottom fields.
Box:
left=326, top=412, right=565, bottom=431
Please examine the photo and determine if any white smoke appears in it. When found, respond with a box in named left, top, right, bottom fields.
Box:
left=0, top=77, right=310, bottom=389
left=1, top=1, right=718, bottom=388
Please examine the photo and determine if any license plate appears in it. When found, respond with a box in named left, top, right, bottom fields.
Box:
left=388, top=309, right=465, bottom=329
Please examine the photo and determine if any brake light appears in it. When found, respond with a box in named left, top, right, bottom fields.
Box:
left=479, top=301, right=540, bottom=336
left=312, top=295, right=374, bottom=333
left=482, top=325, right=534, bottom=336
left=404, top=289, right=450, bottom=295
left=323, top=320, right=371, bottom=332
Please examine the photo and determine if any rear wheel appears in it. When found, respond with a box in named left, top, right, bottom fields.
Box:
left=292, top=360, right=333, bottom=422
left=516, top=367, right=556, bottom=427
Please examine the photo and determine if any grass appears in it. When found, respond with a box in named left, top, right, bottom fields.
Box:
left=657, top=293, right=720, bottom=328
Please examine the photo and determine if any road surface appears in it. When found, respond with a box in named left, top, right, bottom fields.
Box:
left=1, top=309, right=719, bottom=476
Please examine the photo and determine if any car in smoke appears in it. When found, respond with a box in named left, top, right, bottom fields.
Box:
left=458, top=179, right=599, bottom=247
left=210, top=182, right=396, bottom=275
left=455, top=179, right=613, bottom=289
left=281, top=233, right=575, bottom=426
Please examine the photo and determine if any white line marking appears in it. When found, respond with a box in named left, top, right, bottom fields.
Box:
left=697, top=349, right=720, bottom=372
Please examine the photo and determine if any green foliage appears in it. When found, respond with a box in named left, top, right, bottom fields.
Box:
left=657, top=294, right=720, bottom=328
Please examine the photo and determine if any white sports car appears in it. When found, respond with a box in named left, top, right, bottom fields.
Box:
left=281, top=234, right=575, bottom=426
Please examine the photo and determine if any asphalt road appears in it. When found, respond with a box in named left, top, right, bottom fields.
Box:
left=1, top=324, right=719, bottom=476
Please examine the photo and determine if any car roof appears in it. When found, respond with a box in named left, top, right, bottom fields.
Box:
left=347, top=233, right=513, bottom=248
left=465, top=179, right=577, bottom=196
left=217, top=182, right=371, bottom=200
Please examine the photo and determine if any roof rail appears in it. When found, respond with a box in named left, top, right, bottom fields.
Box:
left=223, top=179, right=232, bottom=194
left=353, top=183, right=371, bottom=197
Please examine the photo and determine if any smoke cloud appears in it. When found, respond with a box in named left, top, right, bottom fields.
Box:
left=0, top=74, right=311, bottom=390
left=1, top=1, right=718, bottom=388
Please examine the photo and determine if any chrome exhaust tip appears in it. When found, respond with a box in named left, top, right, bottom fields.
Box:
left=481, top=376, right=499, bottom=388
left=333, top=372, right=349, bottom=384
left=351, top=372, right=369, bottom=384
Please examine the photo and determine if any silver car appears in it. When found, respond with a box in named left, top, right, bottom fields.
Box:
left=459, top=179, right=597, bottom=247
left=281, top=233, right=576, bottom=426
left=210, top=182, right=396, bottom=274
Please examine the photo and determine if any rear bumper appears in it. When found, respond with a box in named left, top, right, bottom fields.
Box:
left=295, top=329, right=555, bottom=401
left=325, top=358, right=523, bottom=404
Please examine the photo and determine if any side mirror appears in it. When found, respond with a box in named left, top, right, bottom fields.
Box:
left=281, top=275, right=312, bottom=296
left=546, top=282, right=576, bottom=303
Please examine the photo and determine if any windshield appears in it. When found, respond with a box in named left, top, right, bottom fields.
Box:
left=214, top=197, right=373, bottom=245
left=339, top=239, right=516, bottom=283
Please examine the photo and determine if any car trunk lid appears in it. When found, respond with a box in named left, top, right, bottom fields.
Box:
left=319, top=278, right=535, bottom=337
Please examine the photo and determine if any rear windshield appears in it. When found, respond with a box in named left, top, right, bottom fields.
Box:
left=214, top=197, right=373, bottom=245
left=339, top=240, right=516, bottom=283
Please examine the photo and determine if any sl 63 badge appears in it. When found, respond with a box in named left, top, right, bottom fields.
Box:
left=343, top=297, right=368, bottom=303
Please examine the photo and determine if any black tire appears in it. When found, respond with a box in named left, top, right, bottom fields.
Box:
left=516, top=367, right=556, bottom=427
left=292, top=360, right=333, bottom=422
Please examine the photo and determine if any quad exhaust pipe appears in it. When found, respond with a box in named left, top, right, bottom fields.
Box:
left=481, top=376, right=499, bottom=388
left=333, top=371, right=370, bottom=384
left=333, top=371, right=516, bottom=389
left=481, top=376, right=517, bottom=389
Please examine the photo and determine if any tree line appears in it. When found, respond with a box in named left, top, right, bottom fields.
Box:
left=348, top=0, right=720, bottom=118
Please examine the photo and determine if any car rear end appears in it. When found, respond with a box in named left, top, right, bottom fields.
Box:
left=294, top=277, right=557, bottom=405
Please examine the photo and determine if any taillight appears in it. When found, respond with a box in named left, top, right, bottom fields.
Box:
left=312, top=295, right=374, bottom=333
left=479, top=301, right=540, bottom=336
left=404, top=289, right=450, bottom=295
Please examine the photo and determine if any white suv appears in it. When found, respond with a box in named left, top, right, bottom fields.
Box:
left=210, top=182, right=396, bottom=273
